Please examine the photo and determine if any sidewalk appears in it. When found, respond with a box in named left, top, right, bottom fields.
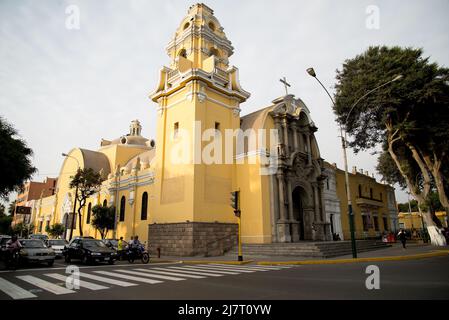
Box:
left=154, top=243, right=449, bottom=265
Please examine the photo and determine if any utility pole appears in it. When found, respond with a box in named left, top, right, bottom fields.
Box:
left=306, top=68, right=402, bottom=258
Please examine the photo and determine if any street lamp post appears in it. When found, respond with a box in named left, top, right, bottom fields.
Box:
left=62, top=153, right=80, bottom=241
left=306, top=68, right=402, bottom=258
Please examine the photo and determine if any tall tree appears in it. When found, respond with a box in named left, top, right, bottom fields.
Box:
left=91, top=205, right=115, bottom=239
left=0, top=215, right=12, bottom=234
left=69, top=168, right=104, bottom=237
left=334, top=46, right=449, bottom=245
left=0, top=117, right=36, bottom=200
left=8, top=200, right=16, bottom=216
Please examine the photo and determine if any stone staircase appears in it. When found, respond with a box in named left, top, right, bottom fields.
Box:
left=226, top=240, right=391, bottom=258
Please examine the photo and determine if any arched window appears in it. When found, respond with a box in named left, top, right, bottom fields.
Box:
left=178, top=49, right=187, bottom=58
left=141, top=192, right=148, bottom=220
left=208, top=21, right=215, bottom=31
left=209, top=47, right=219, bottom=57
left=119, top=196, right=126, bottom=221
left=370, top=188, right=373, bottom=199
left=103, top=199, right=107, bottom=207
left=358, top=185, right=362, bottom=197
left=86, top=203, right=92, bottom=224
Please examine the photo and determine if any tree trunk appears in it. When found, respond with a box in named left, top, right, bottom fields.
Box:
left=422, top=153, right=449, bottom=210
left=386, top=127, right=446, bottom=246
left=421, top=209, right=447, bottom=246
left=77, top=201, right=84, bottom=237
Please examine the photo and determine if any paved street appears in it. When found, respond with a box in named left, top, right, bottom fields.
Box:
left=0, top=256, right=448, bottom=300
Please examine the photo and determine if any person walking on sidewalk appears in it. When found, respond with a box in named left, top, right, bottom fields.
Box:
left=397, top=229, right=408, bottom=249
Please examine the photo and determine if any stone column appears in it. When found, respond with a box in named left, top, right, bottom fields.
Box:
left=274, top=117, right=285, bottom=158
left=306, top=133, right=312, bottom=164
left=312, top=183, right=323, bottom=240
left=276, top=172, right=291, bottom=242
left=277, top=173, right=287, bottom=221
left=288, top=180, right=300, bottom=242
left=318, top=181, right=331, bottom=241
left=282, top=118, right=289, bottom=154
left=292, top=124, right=299, bottom=151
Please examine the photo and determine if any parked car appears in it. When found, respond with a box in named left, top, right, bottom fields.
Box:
left=29, top=234, right=49, bottom=241
left=63, top=238, right=117, bottom=265
left=18, top=239, right=55, bottom=266
left=0, top=235, right=11, bottom=261
left=46, top=239, right=68, bottom=258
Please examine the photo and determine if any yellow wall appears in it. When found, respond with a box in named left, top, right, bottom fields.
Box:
left=399, top=211, right=448, bottom=229
left=336, top=169, right=392, bottom=239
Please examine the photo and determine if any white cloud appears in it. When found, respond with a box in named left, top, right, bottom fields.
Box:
left=1, top=0, right=448, bottom=205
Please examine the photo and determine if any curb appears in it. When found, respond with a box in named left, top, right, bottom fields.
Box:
left=149, top=260, right=179, bottom=264
left=257, top=250, right=449, bottom=265
left=180, top=260, right=254, bottom=265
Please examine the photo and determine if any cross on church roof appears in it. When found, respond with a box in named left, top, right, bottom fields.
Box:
left=279, top=77, right=291, bottom=95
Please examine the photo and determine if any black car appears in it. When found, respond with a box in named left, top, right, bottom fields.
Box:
left=63, top=238, right=117, bottom=265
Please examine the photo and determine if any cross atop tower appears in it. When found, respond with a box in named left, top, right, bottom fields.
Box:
left=279, top=77, right=291, bottom=95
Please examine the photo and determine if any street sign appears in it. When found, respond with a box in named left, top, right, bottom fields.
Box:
left=16, top=206, right=32, bottom=215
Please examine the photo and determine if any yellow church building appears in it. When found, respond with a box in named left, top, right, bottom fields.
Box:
left=26, top=3, right=398, bottom=256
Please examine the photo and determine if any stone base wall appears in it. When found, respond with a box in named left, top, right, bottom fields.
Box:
left=148, top=222, right=238, bottom=257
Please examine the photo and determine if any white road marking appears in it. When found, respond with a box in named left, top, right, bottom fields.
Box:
left=0, top=277, right=37, bottom=300
left=211, top=264, right=281, bottom=271
left=44, top=273, right=109, bottom=291
left=135, top=268, right=205, bottom=279
left=116, top=269, right=186, bottom=281
left=93, top=271, right=163, bottom=284
left=195, top=265, right=256, bottom=273
left=78, top=272, right=137, bottom=287
left=16, top=275, right=74, bottom=295
left=0, top=262, right=178, bottom=274
left=176, top=266, right=240, bottom=275
left=164, top=267, right=223, bottom=277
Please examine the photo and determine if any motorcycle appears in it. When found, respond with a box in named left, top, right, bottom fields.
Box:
left=126, top=245, right=150, bottom=264
left=4, top=250, right=20, bottom=270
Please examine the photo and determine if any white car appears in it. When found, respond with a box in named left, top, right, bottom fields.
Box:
left=46, top=239, right=68, bottom=258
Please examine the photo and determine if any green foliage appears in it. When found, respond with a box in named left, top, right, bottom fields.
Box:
left=11, top=222, right=34, bottom=238
left=334, top=46, right=449, bottom=153
left=335, top=46, right=449, bottom=212
left=8, top=200, right=16, bottom=215
left=0, top=203, right=5, bottom=216
left=0, top=215, right=13, bottom=234
left=69, top=168, right=104, bottom=236
left=398, top=200, right=418, bottom=213
left=45, top=223, right=65, bottom=238
left=0, top=117, right=36, bottom=200
left=91, top=205, right=115, bottom=239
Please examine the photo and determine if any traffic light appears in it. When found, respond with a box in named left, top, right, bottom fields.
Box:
left=230, top=191, right=240, bottom=217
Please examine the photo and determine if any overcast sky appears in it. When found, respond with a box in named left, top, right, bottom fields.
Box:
left=1, top=0, right=448, bottom=206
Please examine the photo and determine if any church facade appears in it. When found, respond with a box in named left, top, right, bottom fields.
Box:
left=26, top=4, right=396, bottom=256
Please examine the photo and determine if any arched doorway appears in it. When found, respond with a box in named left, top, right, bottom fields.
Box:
left=292, top=186, right=307, bottom=240
left=62, top=213, right=69, bottom=239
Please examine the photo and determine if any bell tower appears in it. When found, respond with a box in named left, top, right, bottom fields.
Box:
left=150, top=3, right=250, bottom=231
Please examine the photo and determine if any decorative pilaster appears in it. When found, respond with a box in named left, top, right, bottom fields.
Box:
left=306, top=132, right=312, bottom=164
left=276, top=171, right=291, bottom=242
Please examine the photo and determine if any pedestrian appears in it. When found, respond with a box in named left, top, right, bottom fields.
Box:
left=117, top=236, right=124, bottom=261
left=397, top=229, right=407, bottom=249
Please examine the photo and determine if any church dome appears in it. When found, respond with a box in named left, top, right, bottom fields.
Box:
left=100, top=120, right=151, bottom=147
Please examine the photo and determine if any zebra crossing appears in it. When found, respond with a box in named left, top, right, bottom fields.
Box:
left=0, top=263, right=293, bottom=300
